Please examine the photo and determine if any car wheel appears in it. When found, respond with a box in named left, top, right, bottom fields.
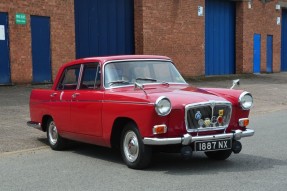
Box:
left=204, top=149, right=232, bottom=160
left=47, top=118, right=67, bottom=150
left=121, top=123, right=152, bottom=169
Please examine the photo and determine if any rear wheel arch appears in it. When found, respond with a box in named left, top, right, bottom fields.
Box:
left=110, top=117, right=138, bottom=149
left=42, top=115, right=53, bottom=132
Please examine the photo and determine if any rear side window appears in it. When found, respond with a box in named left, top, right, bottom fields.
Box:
left=57, top=65, right=81, bottom=90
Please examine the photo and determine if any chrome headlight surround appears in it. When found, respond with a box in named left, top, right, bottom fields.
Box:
left=155, top=96, right=172, bottom=116
left=239, top=91, right=253, bottom=110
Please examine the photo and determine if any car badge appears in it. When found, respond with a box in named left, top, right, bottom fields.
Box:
left=219, top=109, right=224, bottom=116
left=211, top=116, right=217, bottom=126
left=195, top=111, right=202, bottom=120
left=198, top=119, right=204, bottom=128
left=217, top=116, right=223, bottom=124
left=204, top=118, right=211, bottom=127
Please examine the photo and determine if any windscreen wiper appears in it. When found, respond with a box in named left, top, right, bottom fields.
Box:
left=135, top=77, right=157, bottom=82
left=109, top=80, right=129, bottom=86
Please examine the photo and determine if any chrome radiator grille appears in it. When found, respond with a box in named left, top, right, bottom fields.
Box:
left=185, top=101, right=232, bottom=132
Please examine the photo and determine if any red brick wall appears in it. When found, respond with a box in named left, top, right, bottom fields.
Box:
left=0, top=0, right=75, bottom=84
left=136, top=0, right=283, bottom=77
left=134, top=0, right=205, bottom=78
left=239, top=0, right=281, bottom=73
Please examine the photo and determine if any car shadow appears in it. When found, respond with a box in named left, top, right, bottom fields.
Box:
left=38, top=139, right=287, bottom=174
left=147, top=152, right=287, bottom=175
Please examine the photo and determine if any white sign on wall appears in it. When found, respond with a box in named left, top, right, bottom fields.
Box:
left=198, top=6, right=204, bottom=16
left=0, top=25, right=5, bottom=40
left=277, top=17, right=281, bottom=25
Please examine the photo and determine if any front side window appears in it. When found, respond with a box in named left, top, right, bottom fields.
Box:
left=58, top=65, right=81, bottom=90
left=80, top=63, right=101, bottom=89
left=104, top=60, right=186, bottom=88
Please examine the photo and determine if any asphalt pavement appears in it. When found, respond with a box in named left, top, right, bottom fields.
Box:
left=0, top=72, right=286, bottom=153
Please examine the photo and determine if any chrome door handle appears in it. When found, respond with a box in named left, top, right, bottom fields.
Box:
left=50, top=93, right=57, bottom=97
left=72, top=93, right=80, bottom=99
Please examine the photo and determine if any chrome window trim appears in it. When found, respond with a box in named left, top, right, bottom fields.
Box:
left=102, top=59, right=188, bottom=90
left=185, top=101, right=232, bottom=133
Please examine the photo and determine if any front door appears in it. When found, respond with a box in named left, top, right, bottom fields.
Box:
left=70, top=62, right=103, bottom=137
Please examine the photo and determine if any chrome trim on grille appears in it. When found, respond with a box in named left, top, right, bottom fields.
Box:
left=185, top=101, right=232, bottom=133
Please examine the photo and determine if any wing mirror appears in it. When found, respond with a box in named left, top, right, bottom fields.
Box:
left=230, top=79, right=240, bottom=89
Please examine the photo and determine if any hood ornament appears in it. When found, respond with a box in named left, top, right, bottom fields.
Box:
left=230, top=79, right=240, bottom=89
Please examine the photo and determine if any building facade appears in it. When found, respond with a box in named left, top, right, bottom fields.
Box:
left=0, top=0, right=286, bottom=84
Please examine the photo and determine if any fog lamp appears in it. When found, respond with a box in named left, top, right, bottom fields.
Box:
left=153, top=124, right=167, bottom=135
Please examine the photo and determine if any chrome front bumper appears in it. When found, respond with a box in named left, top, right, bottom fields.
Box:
left=143, top=129, right=255, bottom=146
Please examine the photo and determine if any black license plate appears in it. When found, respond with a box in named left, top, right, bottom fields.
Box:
left=194, top=139, right=232, bottom=151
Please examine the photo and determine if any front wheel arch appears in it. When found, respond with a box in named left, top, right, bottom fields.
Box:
left=110, top=117, right=138, bottom=149
left=120, top=122, right=152, bottom=169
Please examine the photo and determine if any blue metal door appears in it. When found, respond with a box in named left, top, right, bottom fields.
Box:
left=205, top=0, right=235, bottom=75
left=253, top=34, right=261, bottom=73
left=0, top=12, right=11, bottom=84
left=31, top=16, right=52, bottom=83
left=281, top=9, right=287, bottom=71
left=75, top=0, right=134, bottom=58
left=267, top=35, right=273, bottom=73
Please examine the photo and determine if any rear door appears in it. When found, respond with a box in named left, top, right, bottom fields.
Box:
left=50, top=64, right=81, bottom=133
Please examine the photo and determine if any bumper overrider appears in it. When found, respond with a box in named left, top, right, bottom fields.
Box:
left=143, top=129, right=254, bottom=146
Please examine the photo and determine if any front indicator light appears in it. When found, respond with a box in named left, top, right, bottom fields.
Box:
left=239, top=118, right=249, bottom=127
left=153, top=124, right=167, bottom=135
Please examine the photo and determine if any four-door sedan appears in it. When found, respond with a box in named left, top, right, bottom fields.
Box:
left=27, top=55, right=254, bottom=169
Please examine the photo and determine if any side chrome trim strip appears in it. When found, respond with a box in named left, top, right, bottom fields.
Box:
left=143, top=128, right=255, bottom=146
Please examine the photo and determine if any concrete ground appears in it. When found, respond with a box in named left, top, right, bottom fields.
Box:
left=0, top=72, right=286, bottom=153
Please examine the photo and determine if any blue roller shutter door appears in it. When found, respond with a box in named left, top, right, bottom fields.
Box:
left=205, top=0, right=235, bottom=75
left=0, top=12, right=11, bottom=84
left=75, top=0, right=134, bottom=58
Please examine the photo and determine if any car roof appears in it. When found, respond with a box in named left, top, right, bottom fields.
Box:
left=63, top=55, right=171, bottom=67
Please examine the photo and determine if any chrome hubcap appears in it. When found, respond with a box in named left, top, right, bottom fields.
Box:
left=48, top=121, right=58, bottom=145
left=123, top=131, right=139, bottom=162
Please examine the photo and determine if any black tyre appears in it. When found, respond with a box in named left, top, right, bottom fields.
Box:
left=47, top=118, right=67, bottom=150
left=120, top=123, right=152, bottom=169
left=204, top=149, right=232, bottom=160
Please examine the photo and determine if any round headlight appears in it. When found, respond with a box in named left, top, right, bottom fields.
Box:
left=239, top=92, right=253, bottom=110
left=155, top=96, right=172, bottom=116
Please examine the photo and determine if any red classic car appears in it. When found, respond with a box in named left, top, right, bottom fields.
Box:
left=27, top=55, right=254, bottom=169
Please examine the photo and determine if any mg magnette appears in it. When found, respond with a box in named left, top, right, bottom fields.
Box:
left=27, top=55, right=254, bottom=169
